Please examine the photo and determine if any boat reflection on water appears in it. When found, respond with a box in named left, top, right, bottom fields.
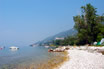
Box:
left=10, top=48, right=19, bottom=51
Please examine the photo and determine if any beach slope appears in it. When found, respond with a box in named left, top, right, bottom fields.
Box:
left=59, top=50, right=104, bottom=69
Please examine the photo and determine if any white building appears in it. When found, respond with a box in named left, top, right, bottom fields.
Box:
left=55, top=37, right=64, bottom=40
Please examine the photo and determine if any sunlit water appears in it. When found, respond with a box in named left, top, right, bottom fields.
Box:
left=0, top=46, right=64, bottom=69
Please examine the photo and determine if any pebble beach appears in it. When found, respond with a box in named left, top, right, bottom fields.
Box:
left=59, top=46, right=104, bottom=69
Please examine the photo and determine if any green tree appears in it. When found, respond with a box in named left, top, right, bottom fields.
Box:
left=73, top=3, right=104, bottom=45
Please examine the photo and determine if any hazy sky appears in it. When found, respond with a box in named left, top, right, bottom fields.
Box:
left=0, top=0, right=104, bottom=46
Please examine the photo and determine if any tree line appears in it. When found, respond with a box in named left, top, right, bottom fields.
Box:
left=41, top=3, right=104, bottom=46
left=52, top=3, right=104, bottom=46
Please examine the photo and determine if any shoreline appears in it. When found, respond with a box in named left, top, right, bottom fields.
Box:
left=58, top=46, right=104, bottom=69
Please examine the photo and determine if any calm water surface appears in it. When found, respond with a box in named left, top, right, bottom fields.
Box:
left=0, top=46, right=59, bottom=69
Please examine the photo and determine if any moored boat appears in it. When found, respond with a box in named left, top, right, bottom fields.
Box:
left=45, top=46, right=49, bottom=48
left=9, top=46, right=19, bottom=50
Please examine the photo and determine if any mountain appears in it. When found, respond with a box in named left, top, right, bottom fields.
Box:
left=31, top=28, right=77, bottom=46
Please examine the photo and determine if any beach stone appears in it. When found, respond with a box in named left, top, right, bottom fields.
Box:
left=59, top=50, right=104, bottom=69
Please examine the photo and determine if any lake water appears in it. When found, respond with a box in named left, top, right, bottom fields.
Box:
left=0, top=46, right=64, bottom=69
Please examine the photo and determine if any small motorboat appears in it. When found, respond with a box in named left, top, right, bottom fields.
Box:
left=45, top=46, right=49, bottom=48
left=9, top=46, right=19, bottom=50
left=0, top=46, right=5, bottom=50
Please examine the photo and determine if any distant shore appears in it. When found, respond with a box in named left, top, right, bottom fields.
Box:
left=58, top=46, right=104, bottom=69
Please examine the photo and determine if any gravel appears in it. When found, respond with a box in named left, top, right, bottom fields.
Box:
left=59, top=50, right=104, bottom=69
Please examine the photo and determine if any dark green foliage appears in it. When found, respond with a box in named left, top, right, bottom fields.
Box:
left=52, top=36, right=78, bottom=46
left=39, top=4, right=104, bottom=46
left=53, top=3, right=104, bottom=46
left=62, top=36, right=77, bottom=45
left=73, top=3, right=104, bottom=45
left=54, top=40, right=63, bottom=45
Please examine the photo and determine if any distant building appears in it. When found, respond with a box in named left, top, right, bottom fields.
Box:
left=55, top=37, right=64, bottom=40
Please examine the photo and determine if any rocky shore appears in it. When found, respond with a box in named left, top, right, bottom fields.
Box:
left=58, top=46, right=104, bottom=69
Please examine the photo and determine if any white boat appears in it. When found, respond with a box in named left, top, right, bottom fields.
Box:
left=45, top=46, right=49, bottom=48
left=9, top=46, right=19, bottom=50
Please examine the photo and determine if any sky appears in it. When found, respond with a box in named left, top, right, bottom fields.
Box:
left=0, top=0, right=104, bottom=46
